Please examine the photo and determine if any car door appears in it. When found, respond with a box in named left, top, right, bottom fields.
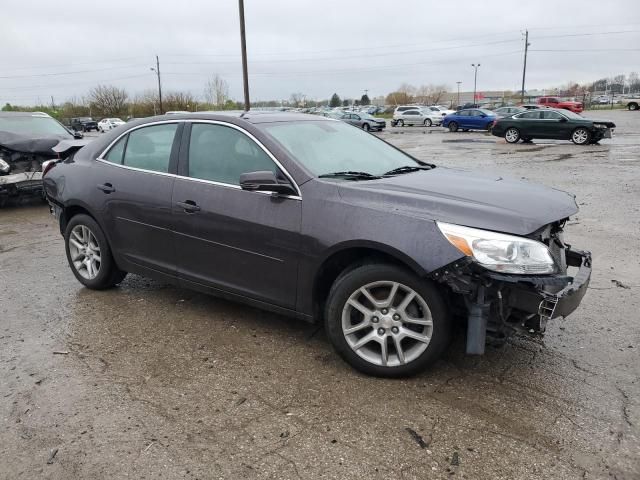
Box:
left=468, top=110, right=486, bottom=129
left=455, top=110, right=470, bottom=127
left=513, top=110, right=542, bottom=137
left=171, top=121, right=302, bottom=309
left=403, top=111, right=418, bottom=125
left=540, top=110, right=572, bottom=139
left=95, top=121, right=181, bottom=275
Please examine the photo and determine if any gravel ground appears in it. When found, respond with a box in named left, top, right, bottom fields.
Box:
left=1, top=110, right=639, bottom=479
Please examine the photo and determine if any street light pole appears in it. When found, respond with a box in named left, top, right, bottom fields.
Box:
left=238, top=0, right=250, bottom=112
left=150, top=55, right=163, bottom=114
left=471, top=64, right=480, bottom=106
left=520, top=30, right=530, bottom=104
left=456, top=81, right=462, bottom=107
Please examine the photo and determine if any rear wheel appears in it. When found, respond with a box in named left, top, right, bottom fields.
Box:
left=571, top=127, right=590, bottom=145
left=424, top=118, right=432, bottom=127
left=64, top=214, right=126, bottom=289
left=448, top=121, right=458, bottom=132
left=325, top=264, right=451, bottom=377
left=505, top=127, right=520, bottom=143
left=628, top=102, right=639, bottom=111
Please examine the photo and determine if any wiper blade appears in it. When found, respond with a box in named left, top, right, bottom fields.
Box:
left=318, top=171, right=382, bottom=180
left=383, top=165, right=434, bottom=176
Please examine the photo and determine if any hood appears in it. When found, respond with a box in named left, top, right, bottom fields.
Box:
left=0, top=131, right=73, bottom=156
left=590, top=120, right=616, bottom=128
left=336, top=168, right=578, bottom=236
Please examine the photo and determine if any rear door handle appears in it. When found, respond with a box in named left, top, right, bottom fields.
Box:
left=97, top=183, right=115, bottom=194
left=176, top=200, right=201, bottom=213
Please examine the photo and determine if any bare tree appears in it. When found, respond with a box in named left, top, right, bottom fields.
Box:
left=164, top=91, right=197, bottom=111
left=290, top=92, right=304, bottom=106
left=89, top=85, right=128, bottom=117
left=204, top=75, right=229, bottom=107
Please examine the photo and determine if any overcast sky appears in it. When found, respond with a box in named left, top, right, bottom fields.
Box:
left=1, top=0, right=639, bottom=105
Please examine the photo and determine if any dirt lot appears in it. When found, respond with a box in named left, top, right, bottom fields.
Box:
left=1, top=110, right=639, bottom=479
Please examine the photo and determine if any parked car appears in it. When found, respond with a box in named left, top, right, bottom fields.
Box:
left=393, top=105, right=422, bottom=115
left=423, top=106, right=455, bottom=117
left=70, top=117, right=99, bottom=132
left=0, top=112, right=86, bottom=204
left=537, top=97, right=583, bottom=113
left=625, top=97, right=640, bottom=111
left=392, top=109, right=442, bottom=127
left=442, top=108, right=496, bottom=132
left=339, top=112, right=386, bottom=131
left=98, top=118, right=126, bottom=132
left=43, top=112, right=591, bottom=377
left=493, top=106, right=526, bottom=118
left=520, top=104, right=543, bottom=110
left=491, top=108, right=615, bottom=145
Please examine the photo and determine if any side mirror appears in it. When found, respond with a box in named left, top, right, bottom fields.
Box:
left=240, top=170, right=296, bottom=195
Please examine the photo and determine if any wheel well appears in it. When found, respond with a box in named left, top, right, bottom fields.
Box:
left=59, top=205, right=96, bottom=235
left=312, top=247, right=416, bottom=320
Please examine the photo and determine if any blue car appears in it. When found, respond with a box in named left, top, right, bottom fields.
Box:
left=442, top=108, right=496, bottom=132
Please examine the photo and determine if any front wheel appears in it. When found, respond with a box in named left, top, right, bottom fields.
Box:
left=64, top=214, right=126, bottom=289
left=505, top=127, right=520, bottom=143
left=325, top=264, right=451, bottom=377
left=571, top=127, right=591, bottom=145
left=628, top=102, right=638, bottom=111
left=448, top=121, right=458, bottom=132
left=363, top=123, right=370, bottom=132
left=397, top=119, right=405, bottom=127
left=424, top=118, right=432, bottom=127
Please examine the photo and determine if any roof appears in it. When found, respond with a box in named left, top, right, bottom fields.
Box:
left=144, top=111, right=326, bottom=125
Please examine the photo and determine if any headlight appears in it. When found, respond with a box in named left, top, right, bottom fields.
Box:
left=437, top=222, right=556, bottom=275
left=0, top=158, right=10, bottom=173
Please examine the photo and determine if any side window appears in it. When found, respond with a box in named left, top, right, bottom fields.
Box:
left=103, top=136, right=126, bottom=164
left=520, top=111, right=541, bottom=119
left=458, top=111, right=469, bottom=116
left=188, top=123, right=277, bottom=185
left=542, top=111, right=563, bottom=120
left=122, top=123, right=178, bottom=173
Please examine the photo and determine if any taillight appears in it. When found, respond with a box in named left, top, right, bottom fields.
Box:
left=42, top=160, right=57, bottom=177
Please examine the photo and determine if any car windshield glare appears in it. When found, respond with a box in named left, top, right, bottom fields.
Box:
left=0, top=116, right=71, bottom=137
left=260, top=120, right=421, bottom=177
left=558, top=110, right=583, bottom=119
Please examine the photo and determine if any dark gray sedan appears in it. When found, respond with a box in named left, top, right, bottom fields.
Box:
left=43, top=112, right=591, bottom=377
left=339, top=112, right=386, bottom=131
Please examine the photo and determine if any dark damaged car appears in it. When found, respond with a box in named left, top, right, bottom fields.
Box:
left=0, top=112, right=87, bottom=204
left=44, top=112, right=591, bottom=377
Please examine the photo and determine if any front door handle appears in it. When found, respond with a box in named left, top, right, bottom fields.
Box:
left=176, top=200, right=201, bottom=213
left=97, top=183, right=115, bottom=194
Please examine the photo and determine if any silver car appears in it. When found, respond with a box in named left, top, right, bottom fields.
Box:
left=393, top=109, right=442, bottom=127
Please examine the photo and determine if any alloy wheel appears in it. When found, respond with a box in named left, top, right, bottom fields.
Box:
left=572, top=128, right=589, bottom=145
left=505, top=128, right=520, bottom=143
left=68, top=225, right=101, bottom=280
left=341, top=281, right=433, bottom=367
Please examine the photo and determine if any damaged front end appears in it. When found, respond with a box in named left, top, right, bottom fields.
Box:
left=0, top=144, right=53, bottom=200
left=433, top=220, right=592, bottom=354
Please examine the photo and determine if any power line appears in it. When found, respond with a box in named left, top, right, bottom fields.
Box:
left=0, top=64, right=145, bottom=80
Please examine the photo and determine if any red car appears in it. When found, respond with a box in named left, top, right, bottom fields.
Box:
left=537, top=97, right=583, bottom=113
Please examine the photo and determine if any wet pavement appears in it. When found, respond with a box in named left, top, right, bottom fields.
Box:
left=1, top=110, right=639, bottom=479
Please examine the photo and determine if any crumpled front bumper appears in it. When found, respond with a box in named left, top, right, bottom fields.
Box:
left=0, top=171, right=43, bottom=194
left=494, top=248, right=592, bottom=321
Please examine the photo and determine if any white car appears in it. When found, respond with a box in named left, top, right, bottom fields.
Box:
left=393, top=109, right=442, bottom=127
left=424, top=105, right=456, bottom=116
left=98, top=118, right=125, bottom=132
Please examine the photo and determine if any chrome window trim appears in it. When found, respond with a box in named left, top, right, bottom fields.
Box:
left=95, top=118, right=302, bottom=201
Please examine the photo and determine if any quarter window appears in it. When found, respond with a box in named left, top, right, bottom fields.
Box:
left=104, top=136, right=126, bottom=164
left=122, top=123, right=178, bottom=173
left=188, top=123, right=277, bottom=185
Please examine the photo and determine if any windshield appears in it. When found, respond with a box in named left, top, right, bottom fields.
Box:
left=260, top=120, right=421, bottom=177
left=0, top=115, right=71, bottom=137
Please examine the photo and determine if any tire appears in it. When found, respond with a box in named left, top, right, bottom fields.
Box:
left=448, top=121, right=458, bottom=132
left=486, top=122, right=493, bottom=131
left=629, top=102, right=639, bottom=111
left=363, top=123, right=370, bottom=132
left=324, top=263, right=451, bottom=377
left=64, top=214, right=126, bottom=289
left=424, top=118, right=432, bottom=127
left=571, top=127, right=591, bottom=145
left=397, top=119, right=405, bottom=127
left=504, top=127, right=520, bottom=143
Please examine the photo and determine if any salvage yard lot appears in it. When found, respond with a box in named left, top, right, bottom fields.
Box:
left=1, top=110, right=639, bottom=479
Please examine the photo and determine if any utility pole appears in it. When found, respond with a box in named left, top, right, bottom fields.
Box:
left=520, top=30, right=530, bottom=104
left=238, top=0, right=251, bottom=111
left=150, top=56, right=163, bottom=114
left=471, top=64, right=480, bottom=107
left=456, top=81, right=462, bottom=107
